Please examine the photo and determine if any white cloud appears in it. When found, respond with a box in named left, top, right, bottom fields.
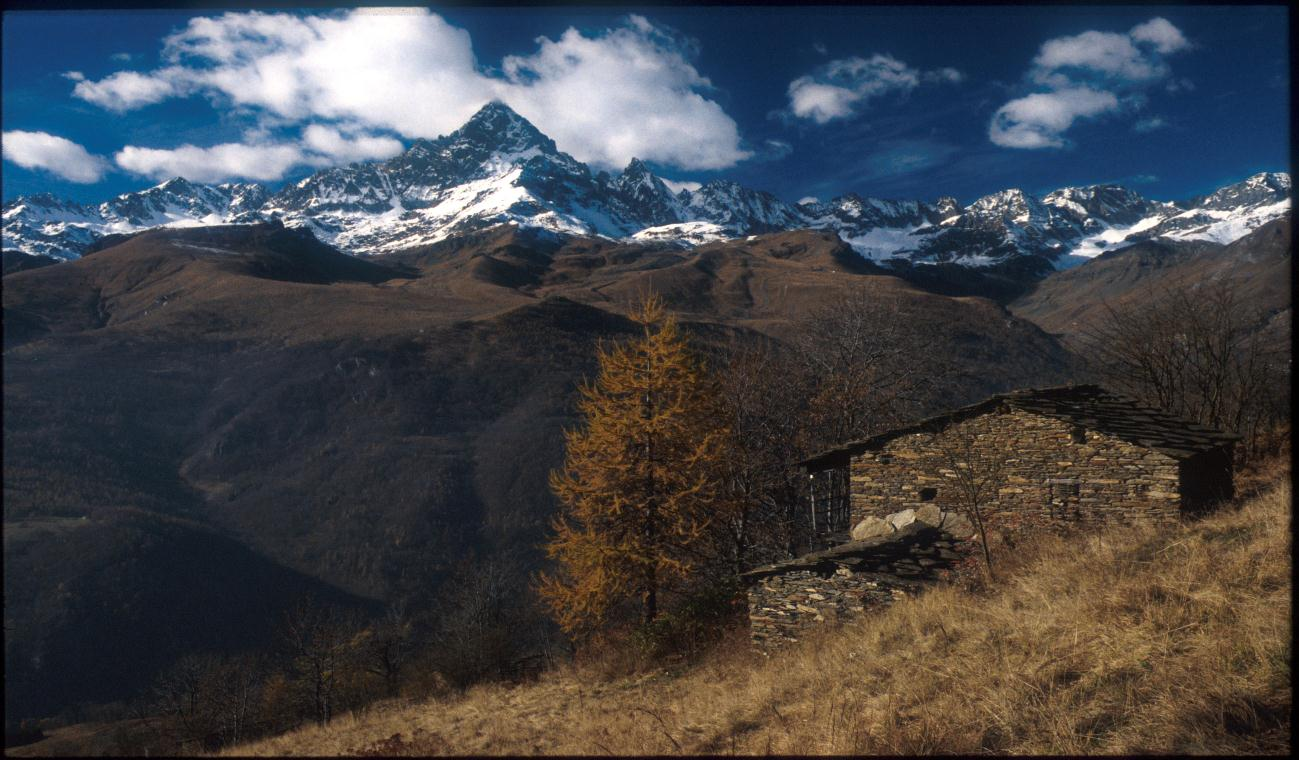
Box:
left=1130, top=17, right=1189, bottom=54
left=300, top=125, right=404, bottom=165
left=988, top=88, right=1120, bottom=149
left=498, top=16, right=749, bottom=170
left=787, top=54, right=962, bottom=124
left=788, top=80, right=860, bottom=124
left=660, top=178, right=701, bottom=194
left=797, top=196, right=819, bottom=205
left=2, top=130, right=111, bottom=183
left=71, top=10, right=748, bottom=172
left=73, top=67, right=186, bottom=111
left=114, top=142, right=305, bottom=182
left=112, top=123, right=406, bottom=182
left=1033, top=31, right=1164, bottom=84
left=991, top=17, right=1190, bottom=149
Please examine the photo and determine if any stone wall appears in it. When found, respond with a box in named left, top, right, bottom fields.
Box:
left=848, top=406, right=1184, bottom=530
left=748, top=569, right=911, bottom=647
left=746, top=524, right=972, bottom=647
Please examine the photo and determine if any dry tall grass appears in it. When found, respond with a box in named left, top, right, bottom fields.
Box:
left=225, top=475, right=1291, bottom=756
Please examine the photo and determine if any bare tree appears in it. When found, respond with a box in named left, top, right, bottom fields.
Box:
left=709, top=288, right=947, bottom=566
left=713, top=340, right=817, bottom=564
left=207, top=654, right=263, bottom=748
left=360, top=603, right=413, bottom=698
left=929, top=423, right=1009, bottom=582
left=793, top=290, right=937, bottom=448
left=1080, top=279, right=1289, bottom=461
left=149, top=651, right=263, bottom=751
left=279, top=597, right=359, bottom=726
left=434, top=556, right=539, bottom=687
left=151, top=653, right=215, bottom=751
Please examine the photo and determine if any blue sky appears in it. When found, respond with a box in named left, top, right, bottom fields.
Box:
left=1, top=5, right=1289, bottom=206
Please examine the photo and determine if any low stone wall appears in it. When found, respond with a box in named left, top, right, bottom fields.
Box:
left=748, top=568, right=915, bottom=647
left=745, top=524, right=973, bottom=648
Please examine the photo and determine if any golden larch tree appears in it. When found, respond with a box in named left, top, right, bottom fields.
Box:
left=537, top=295, right=730, bottom=637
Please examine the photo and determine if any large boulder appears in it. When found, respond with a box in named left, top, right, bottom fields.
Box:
left=850, top=516, right=893, bottom=540
left=912, top=502, right=976, bottom=538
left=885, top=508, right=917, bottom=530
left=914, top=503, right=943, bottom=528
left=938, top=510, right=976, bottom=539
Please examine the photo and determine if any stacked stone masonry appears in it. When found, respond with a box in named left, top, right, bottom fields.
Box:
left=744, top=523, right=974, bottom=647
left=747, top=386, right=1236, bottom=649
left=850, top=408, right=1185, bottom=529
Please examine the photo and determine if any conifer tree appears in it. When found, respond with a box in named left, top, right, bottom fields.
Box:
left=537, top=295, right=729, bottom=637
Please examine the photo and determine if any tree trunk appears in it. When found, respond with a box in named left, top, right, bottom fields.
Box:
left=970, top=505, right=995, bottom=583
left=643, top=566, right=657, bottom=625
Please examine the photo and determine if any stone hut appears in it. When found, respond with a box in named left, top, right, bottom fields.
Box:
left=804, top=384, right=1237, bottom=535
left=744, top=384, right=1237, bottom=647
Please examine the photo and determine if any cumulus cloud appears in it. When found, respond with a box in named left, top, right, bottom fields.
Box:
left=113, top=124, right=405, bottom=182
left=2, top=130, right=111, bottom=183
left=498, top=16, right=749, bottom=169
left=1032, top=30, right=1166, bottom=84
left=300, top=125, right=404, bottom=165
left=115, top=142, right=305, bottom=182
left=73, top=68, right=187, bottom=111
left=1129, top=18, right=1190, bottom=54
left=989, top=88, right=1120, bottom=149
left=787, top=54, right=961, bottom=124
left=990, top=17, right=1190, bottom=149
left=71, top=9, right=749, bottom=173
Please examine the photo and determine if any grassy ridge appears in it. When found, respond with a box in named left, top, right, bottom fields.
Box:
left=226, top=473, right=1291, bottom=756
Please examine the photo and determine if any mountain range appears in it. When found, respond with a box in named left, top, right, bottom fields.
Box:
left=3, top=102, right=1290, bottom=266
left=3, top=170, right=1289, bottom=726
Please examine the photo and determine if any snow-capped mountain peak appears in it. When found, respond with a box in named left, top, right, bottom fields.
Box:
left=453, top=100, right=557, bottom=157
left=1191, top=171, right=1291, bottom=212
left=1042, top=185, right=1154, bottom=225
left=2, top=104, right=1290, bottom=266
left=610, top=158, right=684, bottom=227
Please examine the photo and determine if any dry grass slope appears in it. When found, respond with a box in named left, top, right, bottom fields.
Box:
left=226, top=474, right=1291, bottom=756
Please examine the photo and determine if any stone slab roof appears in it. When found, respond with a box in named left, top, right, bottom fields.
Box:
left=801, top=384, right=1238, bottom=471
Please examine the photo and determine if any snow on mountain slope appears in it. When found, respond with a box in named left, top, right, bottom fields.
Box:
left=631, top=221, right=733, bottom=246
left=2, top=103, right=1290, bottom=267
left=2, top=181, right=269, bottom=260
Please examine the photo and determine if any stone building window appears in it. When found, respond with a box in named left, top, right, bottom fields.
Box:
left=878, top=454, right=894, bottom=464
left=1069, top=425, right=1086, bottom=443
left=919, top=487, right=938, bottom=501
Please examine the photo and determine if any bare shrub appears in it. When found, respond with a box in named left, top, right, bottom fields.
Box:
left=279, top=597, right=362, bottom=726
left=1080, top=279, right=1290, bottom=462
